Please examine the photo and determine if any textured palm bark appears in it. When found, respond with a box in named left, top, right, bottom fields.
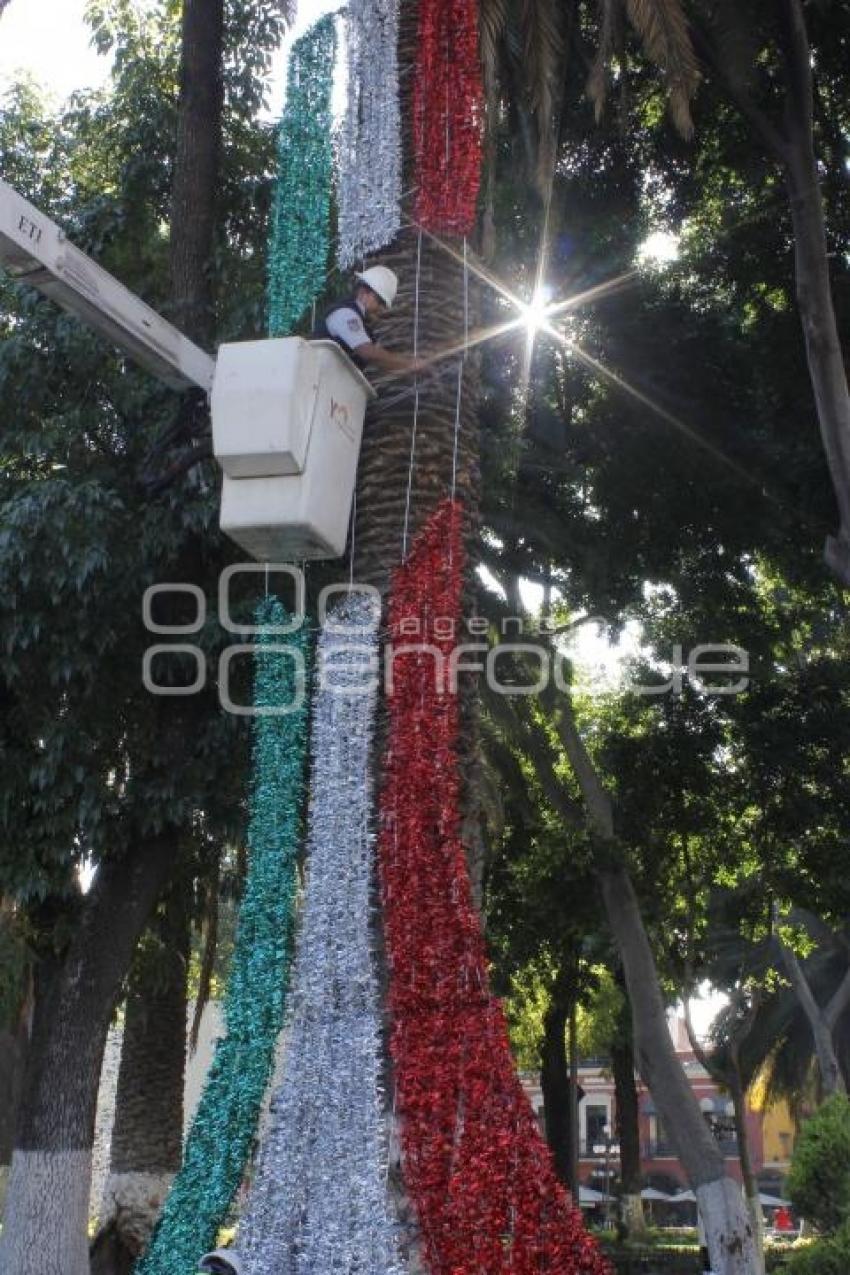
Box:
left=355, top=229, right=482, bottom=1274
left=91, top=890, right=190, bottom=1268
left=353, top=229, right=480, bottom=591
left=0, top=837, right=175, bottom=1275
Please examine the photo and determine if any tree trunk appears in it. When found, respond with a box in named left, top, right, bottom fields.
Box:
left=729, top=1074, right=765, bottom=1275
left=568, top=1001, right=580, bottom=1199
left=599, top=866, right=757, bottom=1275
left=0, top=1012, right=28, bottom=1219
left=169, top=0, right=224, bottom=345
left=784, top=138, right=850, bottom=585
left=0, top=837, right=175, bottom=1275
left=612, top=1008, right=645, bottom=1240
left=541, top=989, right=572, bottom=1186
left=683, top=1004, right=765, bottom=1274
left=1, top=4, right=225, bottom=1269
left=777, top=929, right=848, bottom=1099
left=0, top=999, right=29, bottom=1167
left=351, top=0, right=481, bottom=1260
left=90, top=888, right=190, bottom=1271
left=538, top=684, right=758, bottom=1271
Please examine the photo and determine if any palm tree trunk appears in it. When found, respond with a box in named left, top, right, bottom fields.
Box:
left=350, top=1, right=480, bottom=1262
left=353, top=223, right=480, bottom=589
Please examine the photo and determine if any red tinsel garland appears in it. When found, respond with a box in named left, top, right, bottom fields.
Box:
left=379, top=498, right=612, bottom=1274
left=413, top=0, right=483, bottom=235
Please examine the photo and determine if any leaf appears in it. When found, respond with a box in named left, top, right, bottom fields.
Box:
left=587, top=0, right=624, bottom=123
left=624, top=0, right=701, bottom=137
left=479, top=0, right=510, bottom=86
left=519, top=0, right=566, bottom=190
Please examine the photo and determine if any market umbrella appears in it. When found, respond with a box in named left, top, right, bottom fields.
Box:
left=578, top=1185, right=606, bottom=1207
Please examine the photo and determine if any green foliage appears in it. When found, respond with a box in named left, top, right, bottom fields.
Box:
left=504, top=960, right=553, bottom=1070
left=576, top=967, right=624, bottom=1058
left=787, top=1096, right=850, bottom=1236
left=0, top=0, right=285, bottom=971
left=785, top=1226, right=850, bottom=1275
left=477, top=0, right=850, bottom=1127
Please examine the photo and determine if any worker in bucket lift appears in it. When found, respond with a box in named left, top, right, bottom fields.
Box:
left=313, top=266, right=425, bottom=376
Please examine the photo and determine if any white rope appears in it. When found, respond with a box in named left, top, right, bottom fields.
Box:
left=401, top=229, right=423, bottom=560
left=463, top=236, right=469, bottom=346
left=450, top=360, right=463, bottom=502
left=449, top=237, right=469, bottom=503
left=349, top=487, right=357, bottom=587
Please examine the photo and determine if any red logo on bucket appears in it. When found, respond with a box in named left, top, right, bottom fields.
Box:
left=330, top=397, right=354, bottom=440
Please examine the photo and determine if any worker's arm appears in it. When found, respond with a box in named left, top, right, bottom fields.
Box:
left=355, top=342, right=425, bottom=374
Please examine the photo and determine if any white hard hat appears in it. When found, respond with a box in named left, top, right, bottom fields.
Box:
left=355, top=265, right=398, bottom=309
left=198, top=1250, right=243, bottom=1275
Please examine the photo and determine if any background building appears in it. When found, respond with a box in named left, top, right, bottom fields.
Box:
left=524, top=1017, right=796, bottom=1206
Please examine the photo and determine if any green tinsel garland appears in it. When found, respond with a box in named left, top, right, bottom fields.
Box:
left=135, top=599, right=309, bottom=1275
left=267, top=14, right=337, bottom=336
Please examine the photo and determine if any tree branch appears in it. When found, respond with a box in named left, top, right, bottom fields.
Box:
left=777, top=0, right=813, bottom=139
left=142, top=440, right=213, bottom=497
left=483, top=683, right=585, bottom=829
left=825, top=964, right=850, bottom=1032
left=689, top=19, right=788, bottom=167
left=778, top=931, right=822, bottom=1024
left=540, top=678, right=616, bottom=842
left=683, top=997, right=723, bottom=1082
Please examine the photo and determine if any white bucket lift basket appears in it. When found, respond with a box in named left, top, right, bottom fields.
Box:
left=211, top=338, right=376, bottom=561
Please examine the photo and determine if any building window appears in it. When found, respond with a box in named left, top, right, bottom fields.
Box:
left=586, top=1104, right=608, bottom=1153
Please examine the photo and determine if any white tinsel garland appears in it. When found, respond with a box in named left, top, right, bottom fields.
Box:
left=240, top=594, right=401, bottom=1275
left=337, top=0, right=402, bottom=268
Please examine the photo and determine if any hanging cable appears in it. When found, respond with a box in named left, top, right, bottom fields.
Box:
left=401, top=229, right=423, bottom=560
left=349, top=487, right=357, bottom=588
left=449, top=237, right=470, bottom=503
